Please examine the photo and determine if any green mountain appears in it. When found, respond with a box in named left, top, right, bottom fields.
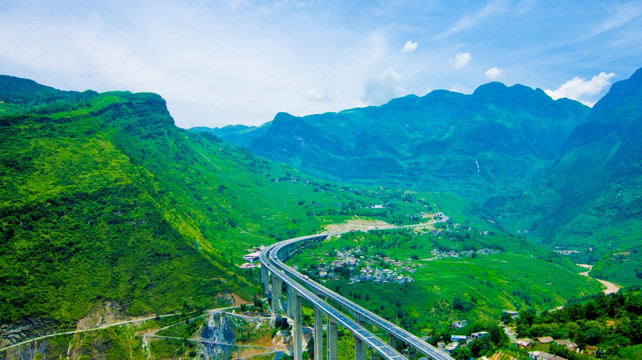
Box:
left=191, top=123, right=270, bottom=148
left=1, top=75, right=498, bottom=339
left=0, top=74, right=615, bottom=358
left=209, top=70, right=642, bottom=287
left=492, top=68, right=642, bottom=285
left=212, top=83, right=589, bottom=202
left=0, top=77, right=256, bottom=330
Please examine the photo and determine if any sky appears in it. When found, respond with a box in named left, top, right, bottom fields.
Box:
left=1, top=0, right=641, bottom=128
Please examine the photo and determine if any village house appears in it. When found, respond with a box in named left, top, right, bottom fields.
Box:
left=584, top=345, right=597, bottom=355
left=529, top=351, right=566, bottom=360
left=451, top=335, right=468, bottom=342
left=516, top=338, right=533, bottom=349
left=243, top=250, right=261, bottom=262
left=537, top=336, right=554, bottom=344
left=555, top=339, right=578, bottom=351
left=452, top=320, right=468, bottom=329
left=471, top=331, right=490, bottom=340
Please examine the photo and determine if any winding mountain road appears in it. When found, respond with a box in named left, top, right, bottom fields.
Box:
left=262, top=230, right=455, bottom=360
left=577, top=264, right=621, bottom=295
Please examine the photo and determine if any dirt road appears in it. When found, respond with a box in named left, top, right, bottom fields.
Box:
left=577, top=264, right=621, bottom=295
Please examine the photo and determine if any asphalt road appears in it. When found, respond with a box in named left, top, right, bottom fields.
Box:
left=260, top=237, right=407, bottom=360
left=262, top=233, right=455, bottom=360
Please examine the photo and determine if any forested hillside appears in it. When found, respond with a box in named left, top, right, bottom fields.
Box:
left=210, top=69, right=642, bottom=287
left=0, top=75, right=457, bottom=337
left=490, top=68, right=642, bottom=285
left=211, top=83, right=589, bottom=203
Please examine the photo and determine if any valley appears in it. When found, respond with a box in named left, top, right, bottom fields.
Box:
left=213, top=68, right=642, bottom=289
left=0, top=68, right=640, bottom=359
left=577, top=265, right=621, bottom=295
left=289, top=224, right=603, bottom=336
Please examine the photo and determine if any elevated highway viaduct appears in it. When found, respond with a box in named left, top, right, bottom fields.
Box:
left=260, top=233, right=455, bottom=360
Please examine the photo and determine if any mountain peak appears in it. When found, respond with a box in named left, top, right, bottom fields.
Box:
left=590, top=67, right=642, bottom=119
left=0, top=74, right=57, bottom=93
left=472, top=81, right=547, bottom=101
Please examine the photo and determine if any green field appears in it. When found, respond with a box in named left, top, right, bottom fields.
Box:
left=291, top=228, right=603, bottom=337
left=0, top=77, right=497, bottom=339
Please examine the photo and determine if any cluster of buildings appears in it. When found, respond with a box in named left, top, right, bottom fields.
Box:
left=430, top=247, right=503, bottom=259
left=350, top=267, right=415, bottom=285
left=239, top=247, right=264, bottom=269
left=438, top=331, right=491, bottom=354
left=515, top=334, right=594, bottom=360
left=312, top=247, right=417, bottom=285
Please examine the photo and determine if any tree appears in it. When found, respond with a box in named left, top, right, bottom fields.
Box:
left=501, top=312, right=513, bottom=324
left=470, top=338, right=493, bottom=358
left=453, top=297, right=474, bottom=312
left=490, top=325, right=508, bottom=347
left=253, top=297, right=263, bottom=310
left=518, top=309, right=536, bottom=327
left=451, top=346, right=472, bottom=360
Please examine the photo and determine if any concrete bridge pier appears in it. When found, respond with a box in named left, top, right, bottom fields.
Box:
left=292, top=294, right=303, bottom=360
left=314, top=307, right=323, bottom=360
left=355, top=336, right=366, bottom=360
left=271, top=276, right=283, bottom=314
left=389, top=333, right=398, bottom=351
left=286, top=285, right=296, bottom=317
left=260, top=265, right=269, bottom=289
left=355, top=316, right=368, bottom=360
left=327, top=319, right=338, bottom=360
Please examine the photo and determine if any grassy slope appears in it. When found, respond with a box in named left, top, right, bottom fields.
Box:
left=0, top=78, right=465, bottom=335
left=218, top=84, right=589, bottom=205
left=0, top=90, right=257, bottom=328
left=291, top=227, right=603, bottom=336
left=491, top=69, right=642, bottom=287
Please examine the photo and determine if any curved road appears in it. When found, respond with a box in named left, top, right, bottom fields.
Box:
left=577, top=264, right=621, bottom=295
left=260, top=236, right=407, bottom=360
left=262, top=233, right=454, bottom=360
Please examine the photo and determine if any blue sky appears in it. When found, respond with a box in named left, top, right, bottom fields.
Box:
left=1, top=0, right=641, bottom=128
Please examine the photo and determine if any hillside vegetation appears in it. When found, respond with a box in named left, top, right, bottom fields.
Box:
left=211, top=69, right=642, bottom=286
left=490, top=68, right=642, bottom=282
left=211, top=83, right=589, bottom=203
left=512, top=291, right=642, bottom=360
left=0, top=75, right=462, bottom=336
left=290, top=226, right=602, bottom=336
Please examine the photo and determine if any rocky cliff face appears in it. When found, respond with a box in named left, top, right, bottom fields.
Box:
left=200, top=312, right=237, bottom=360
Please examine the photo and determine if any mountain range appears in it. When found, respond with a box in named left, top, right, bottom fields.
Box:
left=0, top=74, right=487, bottom=338
left=1, top=68, right=640, bottom=357
left=210, top=68, right=642, bottom=286
left=208, top=82, right=589, bottom=202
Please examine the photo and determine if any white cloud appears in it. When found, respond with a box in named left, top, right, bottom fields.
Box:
left=434, top=0, right=508, bottom=39
left=361, top=68, right=404, bottom=105
left=382, top=68, right=402, bottom=81
left=485, top=67, right=501, bottom=80
left=450, top=52, right=471, bottom=69
left=0, top=1, right=385, bottom=128
left=302, top=87, right=328, bottom=102
left=544, top=72, right=616, bottom=106
left=401, top=41, right=418, bottom=53
left=589, top=2, right=642, bottom=38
